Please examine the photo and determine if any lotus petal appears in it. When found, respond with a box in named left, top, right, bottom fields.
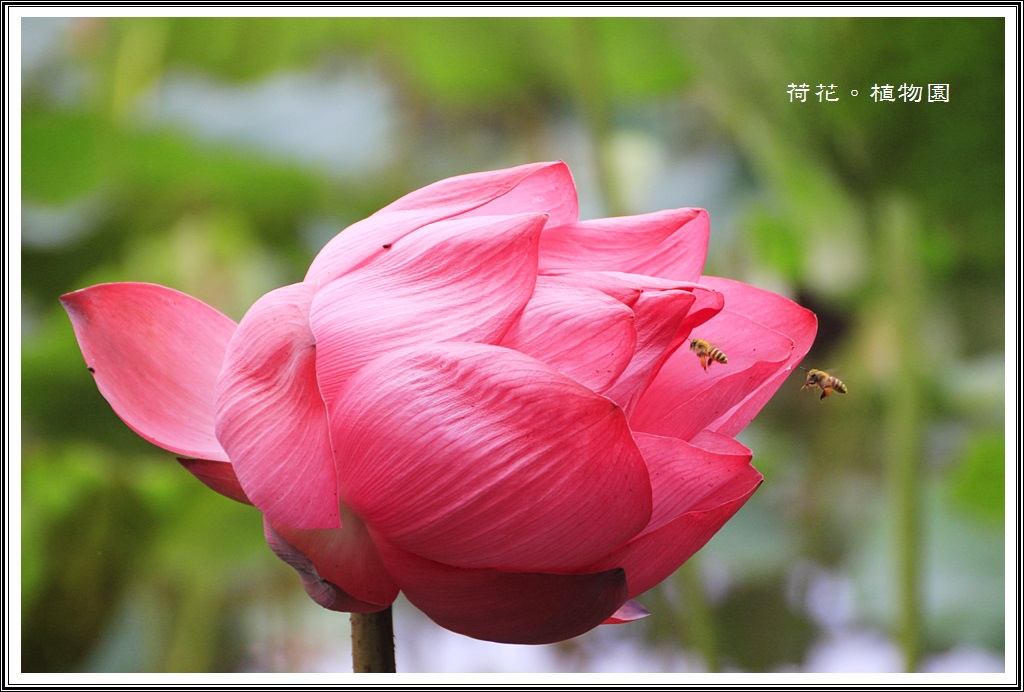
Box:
left=264, top=519, right=394, bottom=613
left=310, top=214, right=545, bottom=410
left=215, top=282, right=339, bottom=529
left=333, top=342, right=652, bottom=572
left=539, top=208, right=709, bottom=282
left=372, top=534, right=628, bottom=645
left=61, top=282, right=235, bottom=461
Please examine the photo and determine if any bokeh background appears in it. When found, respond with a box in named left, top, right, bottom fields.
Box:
left=19, top=14, right=1008, bottom=674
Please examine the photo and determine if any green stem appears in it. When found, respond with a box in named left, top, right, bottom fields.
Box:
left=878, top=195, right=924, bottom=671
left=677, top=559, right=719, bottom=672
left=351, top=608, right=396, bottom=673
left=571, top=18, right=628, bottom=217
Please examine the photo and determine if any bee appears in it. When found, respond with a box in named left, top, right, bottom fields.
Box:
left=801, top=368, right=847, bottom=400
left=690, top=338, right=728, bottom=372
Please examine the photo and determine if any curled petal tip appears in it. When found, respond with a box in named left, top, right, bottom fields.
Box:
left=177, top=458, right=252, bottom=506
left=604, top=599, right=651, bottom=624
left=263, top=520, right=395, bottom=613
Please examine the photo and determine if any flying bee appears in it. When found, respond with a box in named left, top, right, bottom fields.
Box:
left=690, top=338, right=728, bottom=372
left=801, top=368, right=847, bottom=400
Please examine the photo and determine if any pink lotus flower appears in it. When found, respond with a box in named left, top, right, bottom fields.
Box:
left=61, top=161, right=816, bottom=645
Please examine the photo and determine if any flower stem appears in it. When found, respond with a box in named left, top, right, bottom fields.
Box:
left=571, top=17, right=629, bottom=217
left=677, top=559, right=720, bottom=672
left=351, top=608, right=396, bottom=673
left=878, top=194, right=924, bottom=671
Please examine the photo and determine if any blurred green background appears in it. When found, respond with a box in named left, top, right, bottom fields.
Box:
left=20, top=15, right=1007, bottom=673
